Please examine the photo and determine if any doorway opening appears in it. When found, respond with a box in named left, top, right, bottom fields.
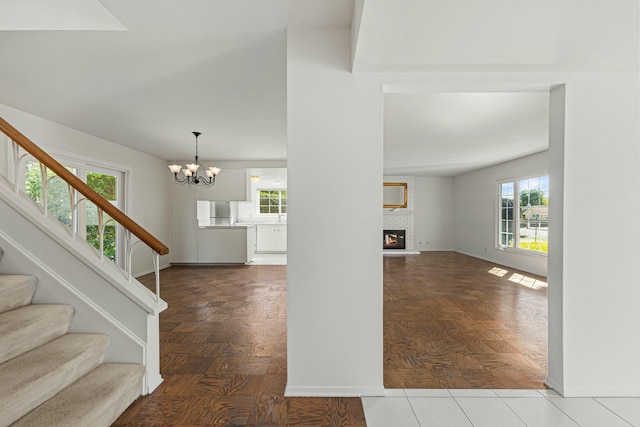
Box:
left=382, top=86, right=564, bottom=390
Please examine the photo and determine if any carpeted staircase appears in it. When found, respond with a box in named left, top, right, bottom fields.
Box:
left=0, top=248, right=145, bottom=426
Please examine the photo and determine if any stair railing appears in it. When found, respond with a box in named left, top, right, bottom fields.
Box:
left=0, top=117, right=168, bottom=301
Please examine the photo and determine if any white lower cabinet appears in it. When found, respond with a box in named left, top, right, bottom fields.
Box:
left=256, top=224, right=287, bottom=253
left=246, top=226, right=257, bottom=262
left=196, top=227, right=255, bottom=263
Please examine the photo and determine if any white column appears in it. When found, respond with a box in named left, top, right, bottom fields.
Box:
left=286, top=27, right=384, bottom=396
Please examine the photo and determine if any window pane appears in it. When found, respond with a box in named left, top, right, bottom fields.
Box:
left=501, top=233, right=514, bottom=247
left=24, top=161, right=76, bottom=228
left=529, top=177, right=540, bottom=191
left=501, top=182, right=514, bottom=195
left=87, top=172, right=116, bottom=201
left=516, top=175, right=549, bottom=253
left=258, top=189, right=287, bottom=215
left=47, top=177, right=73, bottom=227
left=86, top=171, right=118, bottom=261
left=498, top=176, right=548, bottom=253
left=540, top=175, right=549, bottom=192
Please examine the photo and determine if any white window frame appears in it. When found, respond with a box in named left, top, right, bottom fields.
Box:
left=497, top=174, right=549, bottom=257
left=257, top=189, right=287, bottom=215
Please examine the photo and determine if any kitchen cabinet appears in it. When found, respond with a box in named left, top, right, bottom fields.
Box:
left=246, top=226, right=257, bottom=263
left=196, top=226, right=256, bottom=263
left=256, top=224, right=287, bottom=253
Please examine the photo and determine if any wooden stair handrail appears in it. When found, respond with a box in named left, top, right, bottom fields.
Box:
left=0, top=117, right=169, bottom=256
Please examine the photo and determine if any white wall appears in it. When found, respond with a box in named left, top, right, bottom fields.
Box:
left=287, top=27, right=384, bottom=396
left=453, top=151, right=549, bottom=276
left=413, top=176, right=454, bottom=251
left=288, top=27, right=640, bottom=396
left=547, top=85, right=565, bottom=393
left=0, top=104, right=172, bottom=275
left=557, top=72, right=640, bottom=396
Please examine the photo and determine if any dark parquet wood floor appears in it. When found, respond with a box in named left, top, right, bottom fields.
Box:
left=113, top=265, right=366, bottom=426
left=115, top=251, right=547, bottom=425
left=384, top=252, right=548, bottom=389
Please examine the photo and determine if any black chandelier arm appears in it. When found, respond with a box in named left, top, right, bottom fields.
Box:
left=172, top=172, right=192, bottom=185
left=172, top=170, right=218, bottom=187
left=168, top=131, right=220, bottom=187
left=173, top=177, right=189, bottom=186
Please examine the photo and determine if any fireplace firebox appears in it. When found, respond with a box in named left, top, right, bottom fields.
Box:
left=383, top=230, right=406, bottom=249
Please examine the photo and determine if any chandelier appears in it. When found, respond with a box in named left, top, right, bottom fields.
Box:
left=168, top=131, right=221, bottom=187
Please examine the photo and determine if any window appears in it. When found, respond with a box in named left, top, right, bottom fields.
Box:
left=22, top=156, right=126, bottom=266
left=498, top=175, right=549, bottom=254
left=259, top=189, right=287, bottom=214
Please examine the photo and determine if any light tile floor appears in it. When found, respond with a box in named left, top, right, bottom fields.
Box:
left=251, top=253, right=287, bottom=265
left=362, top=390, right=640, bottom=427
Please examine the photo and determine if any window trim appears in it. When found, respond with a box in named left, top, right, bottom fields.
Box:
left=496, top=174, right=549, bottom=257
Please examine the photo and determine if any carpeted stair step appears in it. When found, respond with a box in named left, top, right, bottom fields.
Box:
left=0, top=274, right=37, bottom=314
left=13, top=363, right=145, bottom=427
left=0, top=333, right=109, bottom=426
left=0, top=304, right=74, bottom=364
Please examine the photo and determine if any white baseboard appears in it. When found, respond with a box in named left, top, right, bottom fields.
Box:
left=455, top=249, right=546, bottom=277
left=145, top=372, right=164, bottom=395
left=284, top=385, right=385, bottom=397
left=383, top=249, right=420, bottom=256
left=560, top=386, right=640, bottom=398
left=544, top=376, right=563, bottom=395
left=133, top=262, right=171, bottom=279
left=546, top=376, right=640, bottom=397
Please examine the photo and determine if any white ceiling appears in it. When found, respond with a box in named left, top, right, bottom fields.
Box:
left=384, top=92, right=550, bottom=176
left=0, top=1, right=637, bottom=176
left=0, top=0, right=353, bottom=162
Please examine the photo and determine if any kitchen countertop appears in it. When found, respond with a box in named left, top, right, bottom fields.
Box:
left=197, top=222, right=256, bottom=229
left=237, top=222, right=287, bottom=226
